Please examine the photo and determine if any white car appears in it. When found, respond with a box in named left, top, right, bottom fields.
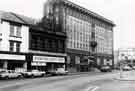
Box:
left=49, top=68, right=68, bottom=75
left=132, top=66, right=135, bottom=70
left=0, top=70, right=22, bottom=79
left=31, top=70, right=46, bottom=77
left=122, top=66, right=132, bottom=71
left=22, top=70, right=45, bottom=78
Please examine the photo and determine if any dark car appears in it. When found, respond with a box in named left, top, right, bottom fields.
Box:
left=100, top=65, right=112, bottom=72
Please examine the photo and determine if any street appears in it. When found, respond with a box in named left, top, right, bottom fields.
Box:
left=0, top=71, right=134, bottom=91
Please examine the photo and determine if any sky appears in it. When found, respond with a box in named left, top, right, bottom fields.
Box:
left=0, top=0, right=134, bottom=50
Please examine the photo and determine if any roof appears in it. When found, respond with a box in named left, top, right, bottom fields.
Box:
left=61, top=0, right=115, bottom=26
left=0, top=10, right=36, bottom=25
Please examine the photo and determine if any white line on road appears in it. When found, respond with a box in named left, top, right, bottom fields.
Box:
left=91, top=86, right=99, bottom=91
left=85, top=86, right=99, bottom=91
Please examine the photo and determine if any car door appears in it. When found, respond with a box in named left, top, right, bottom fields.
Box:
left=8, top=71, right=13, bottom=78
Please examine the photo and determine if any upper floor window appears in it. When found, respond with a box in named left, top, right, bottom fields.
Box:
left=10, top=24, right=21, bottom=37
left=9, top=41, right=21, bottom=52
left=16, top=42, right=21, bottom=52
left=9, top=41, right=14, bottom=52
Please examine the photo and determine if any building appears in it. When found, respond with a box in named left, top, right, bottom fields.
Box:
left=28, top=17, right=67, bottom=71
left=44, top=0, right=115, bottom=72
left=118, top=48, right=135, bottom=66
left=0, top=11, right=67, bottom=71
left=0, top=11, right=31, bottom=70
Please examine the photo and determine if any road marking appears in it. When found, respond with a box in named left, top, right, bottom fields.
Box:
left=85, top=86, right=94, bottom=91
left=91, top=86, right=99, bottom=91
left=85, top=86, right=99, bottom=91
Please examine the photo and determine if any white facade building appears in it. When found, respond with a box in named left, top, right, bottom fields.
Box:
left=0, top=11, right=33, bottom=70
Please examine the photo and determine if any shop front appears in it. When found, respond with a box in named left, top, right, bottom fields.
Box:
left=32, top=55, right=65, bottom=71
left=0, top=54, right=27, bottom=70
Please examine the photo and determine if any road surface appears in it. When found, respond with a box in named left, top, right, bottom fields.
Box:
left=0, top=71, right=134, bottom=91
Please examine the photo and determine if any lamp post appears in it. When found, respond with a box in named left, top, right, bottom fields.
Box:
left=118, top=49, right=125, bottom=78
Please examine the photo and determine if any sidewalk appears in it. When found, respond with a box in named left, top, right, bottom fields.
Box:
left=68, top=71, right=99, bottom=75
left=68, top=68, right=101, bottom=75
left=68, top=69, right=119, bottom=76
left=115, top=70, right=135, bottom=81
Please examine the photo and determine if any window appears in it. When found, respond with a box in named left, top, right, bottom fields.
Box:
left=9, top=41, right=21, bottom=52
left=10, top=25, right=14, bottom=36
left=16, top=27, right=21, bottom=37
left=31, top=37, right=37, bottom=49
left=9, top=41, right=14, bottom=52
left=16, top=42, right=21, bottom=52
left=91, top=32, right=95, bottom=39
left=10, top=24, right=21, bottom=37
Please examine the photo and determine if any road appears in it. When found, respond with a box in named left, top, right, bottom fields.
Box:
left=0, top=71, right=134, bottom=91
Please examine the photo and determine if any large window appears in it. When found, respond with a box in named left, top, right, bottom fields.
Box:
left=10, top=24, right=21, bottom=37
left=30, top=33, right=65, bottom=53
left=9, top=41, right=21, bottom=52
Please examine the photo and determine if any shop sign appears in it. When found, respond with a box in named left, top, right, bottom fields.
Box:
left=0, top=54, right=25, bottom=60
left=33, top=56, right=65, bottom=63
left=31, top=62, right=46, bottom=66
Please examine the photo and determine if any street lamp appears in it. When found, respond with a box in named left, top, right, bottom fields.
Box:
left=118, top=52, right=126, bottom=78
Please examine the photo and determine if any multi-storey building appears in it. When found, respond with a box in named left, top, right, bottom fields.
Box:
left=0, top=11, right=30, bottom=70
left=0, top=11, right=67, bottom=71
left=44, top=0, right=115, bottom=72
left=28, top=17, right=67, bottom=71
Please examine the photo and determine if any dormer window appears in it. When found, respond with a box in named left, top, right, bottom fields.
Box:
left=10, top=23, right=21, bottom=38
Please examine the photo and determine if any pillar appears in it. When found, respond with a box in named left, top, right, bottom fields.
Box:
left=23, top=62, right=27, bottom=71
left=3, top=61, right=8, bottom=69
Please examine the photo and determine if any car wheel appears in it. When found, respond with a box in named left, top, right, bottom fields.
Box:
left=41, top=74, right=44, bottom=77
left=18, top=75, right=23, bottom=79
left=31, top=75, right=34, bottom=78
left=5, top=76, right=9, bottom=80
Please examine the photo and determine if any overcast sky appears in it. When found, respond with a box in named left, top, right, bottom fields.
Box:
left=0, top=0, right=134, bottom=50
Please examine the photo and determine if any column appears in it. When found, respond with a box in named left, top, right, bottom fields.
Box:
left=23, top=62, right=27, bottom=71
left=3, top=61, right=8, bottom=69
left=104, top=59, right=107, bottom=65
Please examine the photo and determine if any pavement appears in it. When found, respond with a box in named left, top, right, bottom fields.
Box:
left=114, top=70, right=135, bottom=81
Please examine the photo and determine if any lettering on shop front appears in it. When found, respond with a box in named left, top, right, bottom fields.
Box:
left=33, top=56, right=65, bottom=63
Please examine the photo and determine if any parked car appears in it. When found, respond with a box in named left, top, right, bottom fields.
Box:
left=21, top=70, right=46, bottom=78
left=132, top=66, right=135, bottom=70
left=0, top=70, right=22, bottom=79
left=122, top=66, right=132, bottom=71
left=48, top=68, right=68, bottom=76
left=100, top=65, right=112, bottom=72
